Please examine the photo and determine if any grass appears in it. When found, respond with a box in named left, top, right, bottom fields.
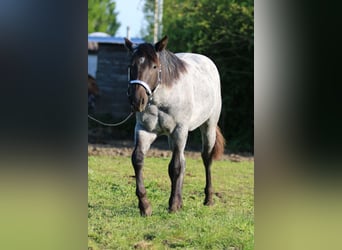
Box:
left=88, top=155, right=254, bottom=250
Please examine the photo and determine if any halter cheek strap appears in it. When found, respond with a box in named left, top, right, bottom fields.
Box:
left=129, top=80, right=152, bottom=96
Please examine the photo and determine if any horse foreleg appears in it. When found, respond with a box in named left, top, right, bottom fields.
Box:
left=132, top=129, right=157, bottom=216
left=168, top=128, right=187, bottom=212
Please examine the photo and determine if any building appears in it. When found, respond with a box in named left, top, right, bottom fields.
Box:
left=88, top=34, right=144, bottom=118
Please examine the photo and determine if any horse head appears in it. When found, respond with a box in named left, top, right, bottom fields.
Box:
left=124, top=36, right=168, bottom=112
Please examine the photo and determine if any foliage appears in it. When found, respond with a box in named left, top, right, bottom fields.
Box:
left=88, top=155, right=254, bottom=249
left=142, top=0, right=254, bottom=152
left=88, top=0, right=120, bottom=35
left=141, top=0, right=155, bottom=42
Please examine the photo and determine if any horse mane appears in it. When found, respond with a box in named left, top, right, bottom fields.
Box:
left=135, top=43, right=187, bottom=86
left=158, top=49, right=187, bottom=86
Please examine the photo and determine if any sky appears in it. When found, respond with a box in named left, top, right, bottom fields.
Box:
left=115, top=0, right=145, bottom=38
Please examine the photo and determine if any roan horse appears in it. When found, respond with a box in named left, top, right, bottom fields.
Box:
left=125, top=35, right=225, bottom=216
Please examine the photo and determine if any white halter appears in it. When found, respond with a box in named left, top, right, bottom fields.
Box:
left=128, top=66, right=162, bottom=97
left=129, top=80, right=152, bottom=96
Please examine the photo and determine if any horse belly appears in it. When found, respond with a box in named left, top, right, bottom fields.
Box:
left=188, top=100, right=215, bottom=131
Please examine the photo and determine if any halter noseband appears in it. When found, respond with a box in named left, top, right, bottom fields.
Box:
left=128, top=65, right=162, bottom=98
left=129, top=80, right=152, bottom=96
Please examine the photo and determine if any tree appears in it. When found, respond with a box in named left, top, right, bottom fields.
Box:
left=88, top=0, right=120, bottom=35
left=141, top=0, right=155, bottom=42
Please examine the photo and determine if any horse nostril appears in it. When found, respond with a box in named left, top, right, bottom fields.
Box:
left=138, top=98, right=146, bottom=112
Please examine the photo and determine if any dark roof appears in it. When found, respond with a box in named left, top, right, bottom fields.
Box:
left=88, top=36, right=145, bottom=51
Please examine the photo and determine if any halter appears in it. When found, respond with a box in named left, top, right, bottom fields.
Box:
left=129, top=80, right=152, bottom=96
left=127, top=65, right=162, bottom=100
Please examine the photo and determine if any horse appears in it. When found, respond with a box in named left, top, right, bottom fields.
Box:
left=124, top=35, right=225, bottom=216
left=88, top=74, right=100, bottom=112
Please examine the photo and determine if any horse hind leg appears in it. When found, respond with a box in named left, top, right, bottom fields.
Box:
left=200, top=124, right=225, bottom=206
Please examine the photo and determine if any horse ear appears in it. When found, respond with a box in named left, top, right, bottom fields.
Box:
left=155, top=35, right=168, bottom=52
left=124, top=38, right=134, bottom=52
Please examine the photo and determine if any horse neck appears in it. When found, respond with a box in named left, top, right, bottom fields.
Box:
left=159, top=50, right=187, bottom=87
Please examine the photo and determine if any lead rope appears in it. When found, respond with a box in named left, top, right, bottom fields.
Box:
left=88, top=112, right=134, bottom=126
left=90, top=63, right=161, bottom=127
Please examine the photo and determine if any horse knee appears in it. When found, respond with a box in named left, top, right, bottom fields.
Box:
left=168, top=155, right=185, bottom=179
left=132, top=148, right=144, bottom=167
left=168, top=162, right=179, bottom=177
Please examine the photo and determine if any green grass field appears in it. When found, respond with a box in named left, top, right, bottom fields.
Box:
left=88, top=155, right=254, bottom=249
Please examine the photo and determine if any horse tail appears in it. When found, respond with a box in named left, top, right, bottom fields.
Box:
left=212, top=126, right=226, bottom=160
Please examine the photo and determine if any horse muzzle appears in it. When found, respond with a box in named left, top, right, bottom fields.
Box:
left=131, top=97, right=147, bottom=112
left=128, top=83, right=150, bottom=112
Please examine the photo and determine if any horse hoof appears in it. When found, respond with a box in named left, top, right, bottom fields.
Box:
left=203, top=199, right=214, bottom=206
left=168, top=203, right=182, bottom=213
left=138, top=200, right=152, bottom=216
left=140, top=206, right=152, bottom=216
left=168, top=208, right=179, bottom=213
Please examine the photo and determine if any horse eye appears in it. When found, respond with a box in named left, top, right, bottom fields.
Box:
left=153, top=65, right=157, bottom=69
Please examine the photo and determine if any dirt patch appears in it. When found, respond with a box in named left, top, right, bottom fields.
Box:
left=88, top=139, right=253, bottom=162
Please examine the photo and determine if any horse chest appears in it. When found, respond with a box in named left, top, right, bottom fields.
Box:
left=138, top=105, right=177, bottom=134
